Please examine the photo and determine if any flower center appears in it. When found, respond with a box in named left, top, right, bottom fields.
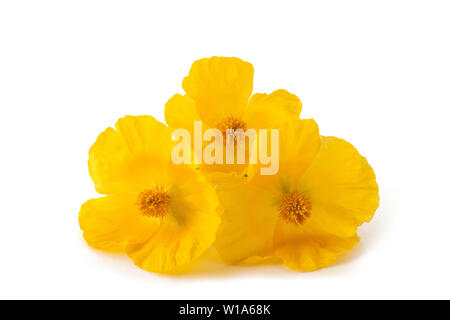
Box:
left=279, top=191, right=312, bottom=225
left=217, top=116, right=248, bottom=140
left=137, top=186, right=170, bottom=218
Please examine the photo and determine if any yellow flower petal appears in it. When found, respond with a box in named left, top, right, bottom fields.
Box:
left=298, top=136, right=380, bottom=238
left=126, top=163, right=221, bottom=273
left=165, top=93, right=200, bottom=135
left=182, top=57, right=254, bottom=126
left=212, top=173, right=278, bottom=263
left=88, top=115, right=172, bottom=194
left=246, top=89, right=302, bottom=129
left=247, top=119, right=321, bottom=185
left=278, top=119, right=321, bottom=179
left=79, top=194, right=159, bottom=252
left=273, top=218, right=359, bottom=272
left=115, top=115, right=172, bottom=157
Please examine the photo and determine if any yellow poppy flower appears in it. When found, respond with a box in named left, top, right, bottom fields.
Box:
left=214, top=119, right=379, bottom=271
left=165, top=56, right=302, bottom=173
left=79, top=115, right=220, bottom=273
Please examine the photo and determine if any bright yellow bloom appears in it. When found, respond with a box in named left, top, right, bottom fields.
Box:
left=214, top=119, right=379, bottom=271
left=79, top=116, right=220, bottom=273
left=165, top=56, right=302, bottom=173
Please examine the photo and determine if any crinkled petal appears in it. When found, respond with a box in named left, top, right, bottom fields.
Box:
left=273, top=218, right=359, bottom=272
left=88, top=115, right=172, bottom=194
left=298, top=136, right=379, bottom=238
left=79, top=194, right=159, bottom=252
left=182, top=57, right=254, bottom=126
left=213, top=173, right=280, bottom=263
left=165, top=93, right=200, bottom=134
left=248, top=118, right=320, bottom=186
left=246, top=89, right=302, bottom=129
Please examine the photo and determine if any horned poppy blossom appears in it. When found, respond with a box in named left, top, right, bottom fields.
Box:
left=165, top=56, right=302, bottom=173
left=213, top=119, right=379, bottom=271
left=79, top=116, right=220, bottom=273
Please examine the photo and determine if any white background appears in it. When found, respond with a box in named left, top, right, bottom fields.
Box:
left=1, top=0, right=449, bottom=299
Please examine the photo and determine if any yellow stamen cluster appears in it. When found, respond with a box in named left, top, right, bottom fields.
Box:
left=217, top=116, right=248, bottom=140
left=138, top=186, right=170, bottom=218
left=279, top=191, right=312, bottom=225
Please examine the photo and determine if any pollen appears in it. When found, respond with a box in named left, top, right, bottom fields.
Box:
left=217, top=116, right=248, bottom=140
left=137, top=186, right=170, bottom=218
left=279, top=191, right=312, bottom=225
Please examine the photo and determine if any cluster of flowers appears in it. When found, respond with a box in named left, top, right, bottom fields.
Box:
left=79, top=57, right=379, bottom=273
